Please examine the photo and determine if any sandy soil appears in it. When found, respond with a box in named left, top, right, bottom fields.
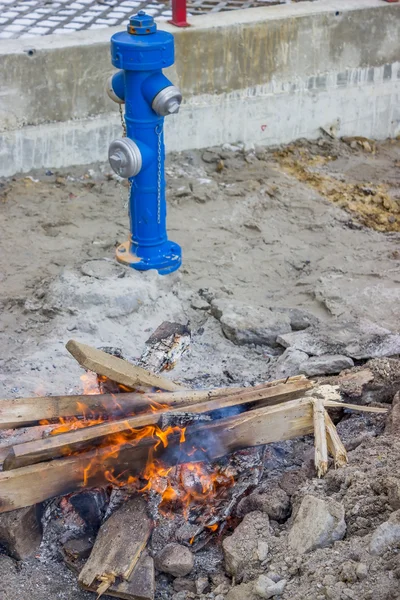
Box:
left=0, top=136, right=399, bottom=599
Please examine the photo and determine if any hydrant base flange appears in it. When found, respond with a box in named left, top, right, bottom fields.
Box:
left=116, top=240, right=182, bottom=275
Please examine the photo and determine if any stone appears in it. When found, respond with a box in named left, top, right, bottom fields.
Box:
left=257, top=540, right=269, bottom=562
left=279, top=470, right=307, bottom=497
left=215, top=596, right=225, bottom=600
left=254, top=575, right=287, bottom=599
left=370, top=510, right=400, bottom=556
left=277, top=319, right=400, bottom=360
left=386, top=476, right=400, bottom=510
left=0, top=505, right=42, bottom=560
left=80, top=259, right=125, bottom=280
left=211, top=299, right=291, bottom=347
left=272, top=307, right=319, bottom=331
left=172, top=592, right=196, bottom=600
left=288, top=495, right=346, bottom=554
left=173, top=578, right=197, bottom=594
left=356, top=563, right=368, bottom=580
left=237, top=487, right=291, bottom=522
left=386, top=392, right=400, bottom=435
left=191, top=294, right=210, bottom=311
left=196, top=577, right=209, bottom=595
left=214, top=582, right=230, bottom=595
left=190, top=178, right=220, bottom=204
left=222, top=511, right=270, bottom=577
left=63, top=536, right=93, bottom=561
left=226, top=582, right=257, bottom=600
left=202, top=150, right=220, bottom=163
left=340, top=561, right=357, bottom=584
left=300, top=354, right=354, bottom=376
left=265, top=572, right=282, bottom=583
left=155, top=543, right=194, bottom=577
left=273, top=348, right=309, bottom=379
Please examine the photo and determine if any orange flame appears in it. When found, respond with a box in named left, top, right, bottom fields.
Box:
left=40, top=372, right=235, bottom=524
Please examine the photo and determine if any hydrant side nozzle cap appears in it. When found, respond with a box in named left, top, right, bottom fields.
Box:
left=127, top=11, right=157, bottom=35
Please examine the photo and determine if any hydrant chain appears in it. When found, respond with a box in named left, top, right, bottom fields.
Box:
left=156, top=124, right=162, bottom=225
left=107, top=11, right=182, bottom=275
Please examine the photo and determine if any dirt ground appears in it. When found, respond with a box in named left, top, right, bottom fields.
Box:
left=0, top=136, right=400, bottom=599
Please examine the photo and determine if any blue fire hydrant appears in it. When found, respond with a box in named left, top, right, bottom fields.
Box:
left=107, top=11, right=182, bottom=275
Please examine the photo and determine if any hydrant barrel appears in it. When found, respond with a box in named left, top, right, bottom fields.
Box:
left=108, top=11, right=182, bottom=275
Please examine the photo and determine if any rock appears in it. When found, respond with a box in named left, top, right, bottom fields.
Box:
left=386, top=476, right=400, bottom=510
left=237, top=487, right=291, bottom=522
left=172, top=592, right=196, bottom=600
left=226, top=582, right=257, bottom=600
left=288, top=495, right=346, bottom=554
left=190, top=179, right=220, bottom=204
left=155, top=543, right=194, bottom=577
left=386, top=392, right=400, bottom=434
left=191, top=294, right=210, bottom=311
left=215, top=596, right=225, bottom=600
left=279, top=470, right=307, bottom=496
left=222, top=511, right=270, bottom=578
left=196, top=577, right=209, bottom=595
left=211, top=299, right=291, bottom=347
left=356, top=563, right=368, bottom=580
left=300, top=354, right=354, bottom=376
left=257, top=540, right=269, bottom=562
left=272, top=307, right=319, bottom=331
left=265, top=572, right=282, bottom=583
left=370, top=510, right=400, bottom=556
left=273, top=348, right=309, bottom=379
left=254, top=575, right=287, bottom=599
left=63, top=536, right=93, bottom=561
left=211, top=573, right=230, bottom=587
left=214, top=582, right=230, bottom=595
left=202, top=150, right=220, bottom=163
left=80, top=259, right=125, bottom=280
left=340, top=561, right=357, bottom=584
left=0, top=505, right=42, bottom=560
left=277, top=319, right=400, bottom=361
left=173, top=578, right=197, bottom=593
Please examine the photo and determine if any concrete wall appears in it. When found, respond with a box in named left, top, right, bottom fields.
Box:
left=0, top=0, right=399, bottom=176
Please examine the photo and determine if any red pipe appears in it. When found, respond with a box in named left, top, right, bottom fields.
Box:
left=169, top=0, right=190, bottom=27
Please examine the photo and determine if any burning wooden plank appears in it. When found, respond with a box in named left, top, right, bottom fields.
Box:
left=0, top=398, right=316, bottom=513
left=3, top=379, right=312, bottom=470
left=66, top=340, right=185, bottom=392
left=78, top=497, right=154, bottom=599
left=0, top=375, right=309, bottom=430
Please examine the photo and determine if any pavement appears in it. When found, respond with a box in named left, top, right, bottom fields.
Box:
left=0, top=0, right=290, bottom=40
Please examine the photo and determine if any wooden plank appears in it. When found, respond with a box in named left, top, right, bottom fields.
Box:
left=312, top=398, right=328, bottom=478
left=66, top=340, right=185, bottom=392
left=0, top=425, right=59, bottom=464
left=325, top=411, right=348, bottom=468
left=65, top=550, right=155, bottom=600
left=138, top=321, right=191, bottom=373
left=0, top=375, right=309, bottom=430
left=0, top=398, right=314, bottom=513
left=3, top=379, right=312, bottom=470
left=79, top=497, right=153, bottom=599
left=323, top=400, right=387, bottom=413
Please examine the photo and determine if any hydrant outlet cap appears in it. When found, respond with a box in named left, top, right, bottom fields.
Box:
left=128, top=10, right=157, bottom=35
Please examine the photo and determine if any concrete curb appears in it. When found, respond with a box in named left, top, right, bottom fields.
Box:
left=0, top=0, right=399, bottom=176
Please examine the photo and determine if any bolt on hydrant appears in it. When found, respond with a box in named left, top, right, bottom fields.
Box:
left=107, top=11, right=182, bottom=275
